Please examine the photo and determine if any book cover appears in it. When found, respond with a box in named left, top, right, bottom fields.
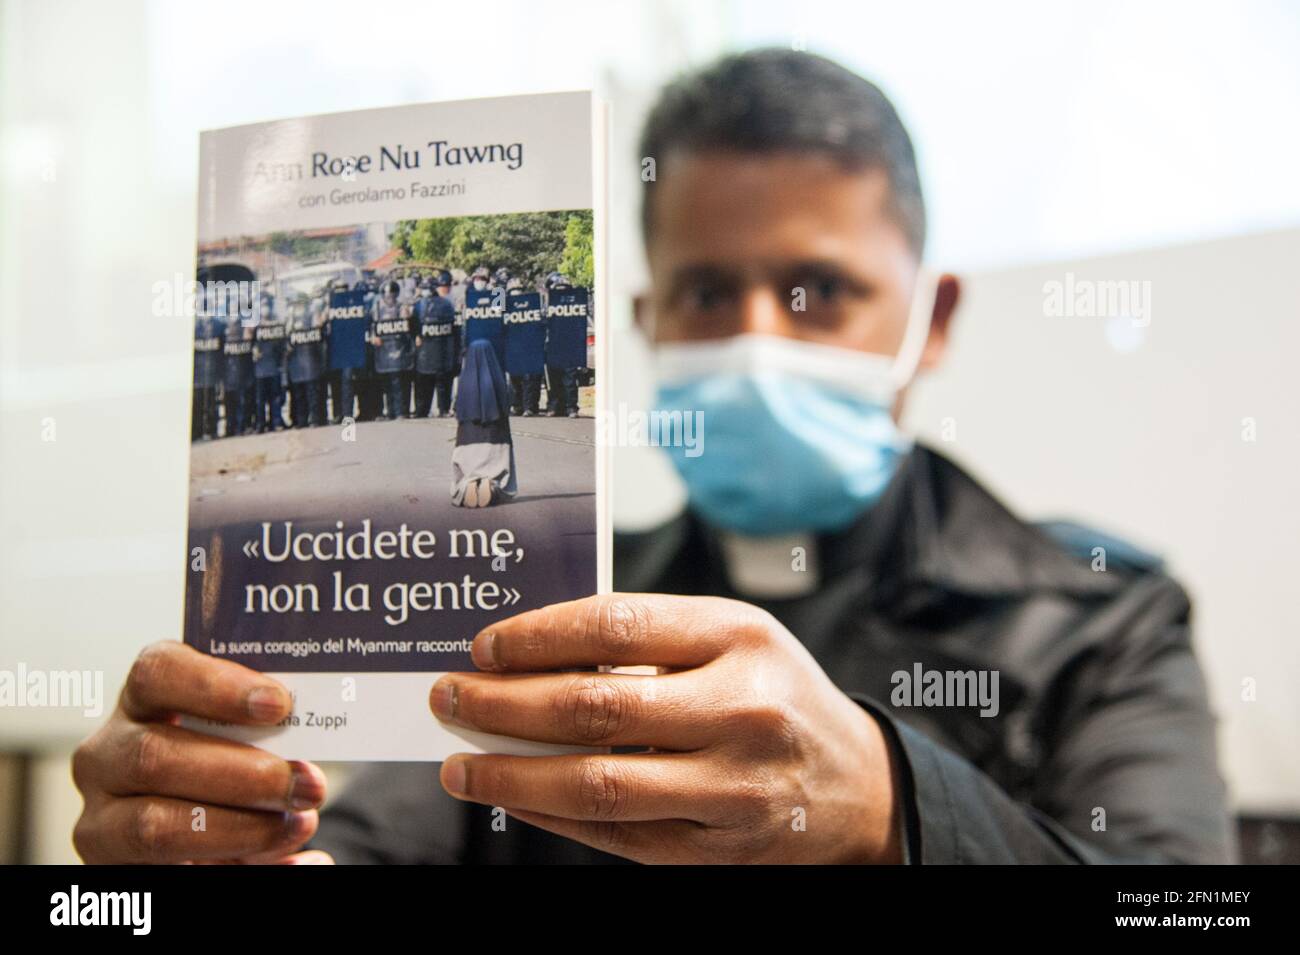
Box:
left=183, top=92, right=608, bottom=760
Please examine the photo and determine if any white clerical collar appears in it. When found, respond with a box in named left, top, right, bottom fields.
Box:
left=717, top=529, right=821, bottom=599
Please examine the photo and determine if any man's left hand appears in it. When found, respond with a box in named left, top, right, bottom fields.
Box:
left=429, top=593, right=903, bottom=864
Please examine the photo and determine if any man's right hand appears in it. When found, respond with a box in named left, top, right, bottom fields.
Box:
left=72, top=641, right=331, bottom=864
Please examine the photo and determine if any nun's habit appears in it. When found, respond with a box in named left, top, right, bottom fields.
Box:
left=450, top=340, right=517, bottom=507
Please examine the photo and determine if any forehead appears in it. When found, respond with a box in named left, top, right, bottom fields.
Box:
left=646, top=151, right=910, bottom=270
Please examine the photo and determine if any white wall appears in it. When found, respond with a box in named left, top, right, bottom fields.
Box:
left=906, top=229, right=1300, bottom=814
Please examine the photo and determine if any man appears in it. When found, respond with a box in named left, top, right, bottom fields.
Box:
left=72, top=49, right=1232, bottom=864
left=469, top=265, right=490, bottom=295
left=191, top=293, right=225, bottom=441
left=323, top=278, right=370, bottom=424
left=463, top=265, right=506, bottom=372
left=251, top=294, right=287, bottom=433
left=413, top=274, right=460, bottom=418
left=353, top=279, right=383, bottom=422
left=221, top=308, right=255, bottom=437
left=505, top=279, right=546, bottom=417
left=370, top=279, right=415, bottom=420
left=285, top=297, right=326, bottom=428
left=542, top=271, right=587, bottom=418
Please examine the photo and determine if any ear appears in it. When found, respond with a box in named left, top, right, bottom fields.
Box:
left=917, top=273, right=961, bottom=372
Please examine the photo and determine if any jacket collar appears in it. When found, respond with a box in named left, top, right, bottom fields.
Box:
left=827, top=444, right=1119, bottom=599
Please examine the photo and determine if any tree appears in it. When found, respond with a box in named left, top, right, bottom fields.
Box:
left=399, top=217, right=460, bottom=264
left=390, top=210, right=591, bottom=286
left=559, top=211, right=594, bottom=288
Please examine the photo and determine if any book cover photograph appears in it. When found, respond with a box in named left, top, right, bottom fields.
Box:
left=183, top=92, right=608, bottom=760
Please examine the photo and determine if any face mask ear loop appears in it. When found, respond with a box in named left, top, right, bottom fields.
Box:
left=889, top=267, right=939, bottom=392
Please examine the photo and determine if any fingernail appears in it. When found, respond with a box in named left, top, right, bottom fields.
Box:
left=471, top=631, right=498, bottom=670
left=431, top=680, right=458, bottom=721
left=442, top=758, right=468, bottom=796
left=288, top=761, right=325, bottom=810
left=248, top=685, right=289, bottom=722
left=284, top=810, right=315, bottom=840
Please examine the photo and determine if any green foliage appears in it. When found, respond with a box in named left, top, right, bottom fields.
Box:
left=268, top=229, right=349, bottom=261
left=400, top=217, right=460, bottom=264
left=560, top=211, right=595, bottom=288
left=391, top=210, right=593, bottom=287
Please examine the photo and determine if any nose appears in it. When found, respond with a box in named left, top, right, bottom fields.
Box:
left=735, top=284, right=791, bottom=338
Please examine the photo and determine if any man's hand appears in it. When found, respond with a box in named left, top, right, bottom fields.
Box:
left=72, top=641, right=332, bottom=864
left=430, top=594, right=903, bottom=864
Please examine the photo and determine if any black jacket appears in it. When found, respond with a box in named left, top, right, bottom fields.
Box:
left=310, top=446, right=1234, bottom=864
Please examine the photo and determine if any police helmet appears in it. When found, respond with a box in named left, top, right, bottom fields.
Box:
left=436, top=269, right=452, bottom=287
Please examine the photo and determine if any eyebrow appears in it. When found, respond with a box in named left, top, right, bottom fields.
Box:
left=664, top=258, right=875, bottom=300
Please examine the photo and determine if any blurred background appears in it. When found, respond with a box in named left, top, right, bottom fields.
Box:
left=1, top=0, right=1297, bottom=862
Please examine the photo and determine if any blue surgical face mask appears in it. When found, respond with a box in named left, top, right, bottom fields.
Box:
left=652, top=271, right=937, bottom=536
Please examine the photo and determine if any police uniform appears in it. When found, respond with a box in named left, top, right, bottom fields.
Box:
left=191, top=311, right=225, bottom=440
left=504, top=288, right=545, bottom=416
left=253, top=301, right=288, bottom=432
left=413, top=289, right=459, bottom=417
left=543, top=282, right=588, bottom=417
left=370, top=291, right=414, bottom=419
left=286, top=302, right=326, bottom=427
left=221, top=317, right=256, bottom=436
left=354, top=282, right=383, bottom=421
left=318, top=293, right=343, bottom=425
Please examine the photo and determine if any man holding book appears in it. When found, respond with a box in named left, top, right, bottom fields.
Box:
left=71, top=49, right=1232, bottom=865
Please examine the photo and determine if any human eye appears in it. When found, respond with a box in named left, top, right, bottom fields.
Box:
left=787, top=266, right=870, bottom=326
left=675, top=274, right=735, bottom=314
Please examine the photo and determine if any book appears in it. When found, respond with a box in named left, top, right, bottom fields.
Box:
left=183, top=92, right=609, bottom=760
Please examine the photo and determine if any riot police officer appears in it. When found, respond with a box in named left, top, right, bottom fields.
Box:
left=252, top=294, right=287, bottom=432
left=353, top=279, right=382, bottom=421
left=435, top=269, right=454, bottom=300
left=221, top=308, right=256, bottom=436
left=543, top=272, right=586, bottom=418
left=286, top=297, right=326, bottom=427
left=191, top=294, right=225, bottom=441
left=505, top=280, right=546, bottom=417
left=470, top=266, right=490, bottom=295
left=413, top=276, right=460, bottom=417
left=370, top=280, right=414, bottom=419
left=322, top=278, right=365, bottom=424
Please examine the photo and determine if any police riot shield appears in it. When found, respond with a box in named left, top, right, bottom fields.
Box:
left=327, top=288, right=369, bottom=370
left=504, top=290, right=546, bottom=376
left=464, top=287, right=506, bottom=368
left=545, top=286, right=589, bottom=369
left=193, top=316, right=225, bottom=387
left=286, top=319, right=325, bottom=384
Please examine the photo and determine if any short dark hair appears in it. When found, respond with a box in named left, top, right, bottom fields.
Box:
left=638, top=48, right=926, bottom=256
